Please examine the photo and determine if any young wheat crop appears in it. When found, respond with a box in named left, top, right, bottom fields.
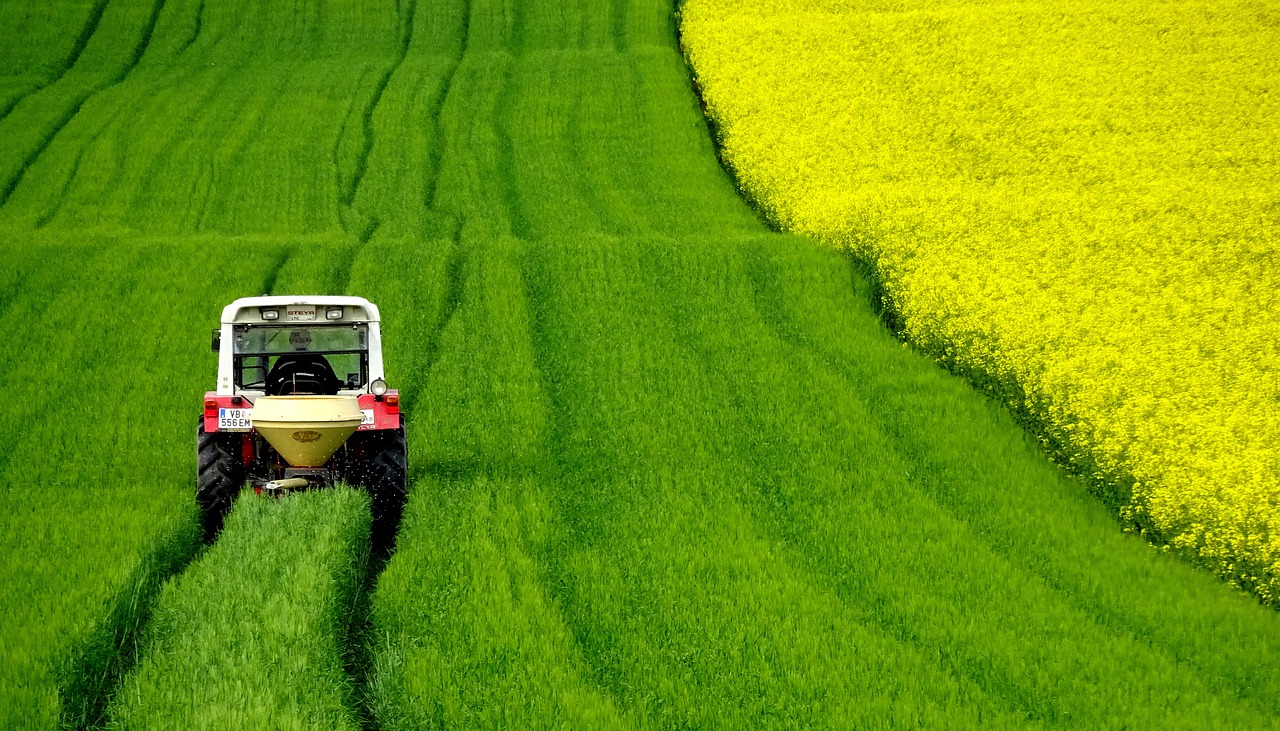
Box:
left=107, top=488, right=370, bottom=730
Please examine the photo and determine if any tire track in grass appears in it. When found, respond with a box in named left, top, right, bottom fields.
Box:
left=713, top=240, right=1280, bottom=724
left=495, top=64, right=531, bottom=241
left=0, top=0, right=167, bottom=209
left=743, top=243, right=1280, bottom=717
left=0, top=238, right=288, bottom=729
left=611, top=0, right=627, bottom=51
left=172, top=0, right=204, bottom=57
left=574, top=53, right=654, bottom=237
left=0, top=0, right=111, bottom=124
left=422, top=0, right=472, bottom=234
left=407, top=229, right=468, bottom=417
left=194, top=58, right=300, bottom=233
left=521, top=236, right=1027, bottom=728
left=34, top=134, right=101, bottom=229
left=520, top=239, right=652, bottom=724
left=115, top=0, right=266, bottom=231
left=366, top=236, right=634, bottom=729
left=56, top=513, right=200, bottom=730
left=338, top=0, right=418, bottom=247
left=261, top=246, right=294, bottom=295
left=4, top=0, right=231, bottom=231
left=639, top=239, right=1073, bottom=723
left=564, top=59, right=621, bottom=236
left=491, top=0, right=529, bottom=239
left=0, top=244, right=206, bottom=723
left=400, top=0, right=482, bottom=416
left=57, top=22, right=255, bottom=231
left=106, top=489, right=371, bottom=730
left=379, top=0, right=473, bottom=415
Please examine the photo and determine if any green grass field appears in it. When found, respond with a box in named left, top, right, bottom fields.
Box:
left=107, top=487, right=369, bottom=730
left=1, top=0, right=1278, bottom=729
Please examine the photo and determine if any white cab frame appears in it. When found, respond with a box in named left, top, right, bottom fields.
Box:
left=216, top=295, right=385, bottom=397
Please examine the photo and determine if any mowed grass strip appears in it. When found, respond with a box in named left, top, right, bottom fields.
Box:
left=107, top=488, right=370, bottom=731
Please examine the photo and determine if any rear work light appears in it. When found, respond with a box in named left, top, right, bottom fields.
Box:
left=326, top=307, right=343, bottom=320
left=260, top=307, right=279, bottom=320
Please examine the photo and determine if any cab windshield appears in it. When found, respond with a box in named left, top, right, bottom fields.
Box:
left=233, top=324, right=369, bottom=393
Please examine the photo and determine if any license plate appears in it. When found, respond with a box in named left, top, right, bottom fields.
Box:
left=218, top=408, right=253, bottom=430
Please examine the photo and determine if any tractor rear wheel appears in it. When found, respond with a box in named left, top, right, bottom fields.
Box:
left=346, top=425, right=408, bottom=553
left=197, top=420, right=244, bottom=542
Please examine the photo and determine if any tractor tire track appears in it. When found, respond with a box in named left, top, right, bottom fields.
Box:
left=518, top=241, right=640, bottom=722
left=0, top=0, right=112, bottom=125
left=398, top=0, right=473, bottom=415
left=332, top=75, right=368, bottom=239
left=57, top=518, right=201, bottom=730
left=612, top=0, right=628, bottom=52
left=173, top=0, right=204, bottom=58
left=193, top=58, right=297, bottom=232
left=421, top=0, right=471, bottom=228
left=25, top=0, right=212, bottom=230
left=744, top=244, right=1280, bottom=719
left=339, top=0, right=418, bottom=246
left=401, top=225, right=468, bottom=418
left=0, top=0, right=167, bottom=210
left=334, top=0, right=421, bottom=298
left=646, top=242, right=1042, bottom=723
left=495, top=61, right=530, bottom=240
left=493, top=0, right=528, bottom=239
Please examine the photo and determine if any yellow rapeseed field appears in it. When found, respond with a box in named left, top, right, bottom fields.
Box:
left=681, top=0, right=1280, bottom=602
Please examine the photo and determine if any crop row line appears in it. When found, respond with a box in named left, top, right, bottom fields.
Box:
left=0, top=0, right=111, bottom=125
left=0, top=0, right=167, bottom=209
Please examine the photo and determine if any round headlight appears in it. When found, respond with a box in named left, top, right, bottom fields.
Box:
left=370, top=378, right=388, bottom=396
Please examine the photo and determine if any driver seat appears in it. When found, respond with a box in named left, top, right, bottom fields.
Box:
left=266, top=353, right=342, bottom=396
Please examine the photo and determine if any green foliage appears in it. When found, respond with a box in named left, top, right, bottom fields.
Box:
left=0, top=1, right=1277, bottom=730
left=370, top=232, right=1278, bottom=728
left=106, top=488, right=370, bottom=731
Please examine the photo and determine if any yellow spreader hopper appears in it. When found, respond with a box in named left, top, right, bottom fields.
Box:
left=250, top=396, right=364, bottom=468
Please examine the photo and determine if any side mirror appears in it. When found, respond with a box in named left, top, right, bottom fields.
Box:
left=211, top=329, right=221, bottom=352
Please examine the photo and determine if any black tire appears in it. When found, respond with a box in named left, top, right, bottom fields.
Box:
left=197, top=420, right=245, bottom=542
left=345, top=424, right=408, bottom=553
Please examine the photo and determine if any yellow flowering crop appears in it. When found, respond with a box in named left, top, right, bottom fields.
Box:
left=681, top=0, right=1280, bottom=602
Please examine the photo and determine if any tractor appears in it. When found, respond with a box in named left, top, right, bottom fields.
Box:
left=198, top=296, right=407, bottom=546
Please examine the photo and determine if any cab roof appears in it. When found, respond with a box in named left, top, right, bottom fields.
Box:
left=220, top=296, right=380, bottom=324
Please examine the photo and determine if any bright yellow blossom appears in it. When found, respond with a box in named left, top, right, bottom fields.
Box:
left=682, top=0, right=1280, bottom=602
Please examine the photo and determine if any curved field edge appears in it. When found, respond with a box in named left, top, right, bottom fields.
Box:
left=676, top=0, right=1280, bottom=604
